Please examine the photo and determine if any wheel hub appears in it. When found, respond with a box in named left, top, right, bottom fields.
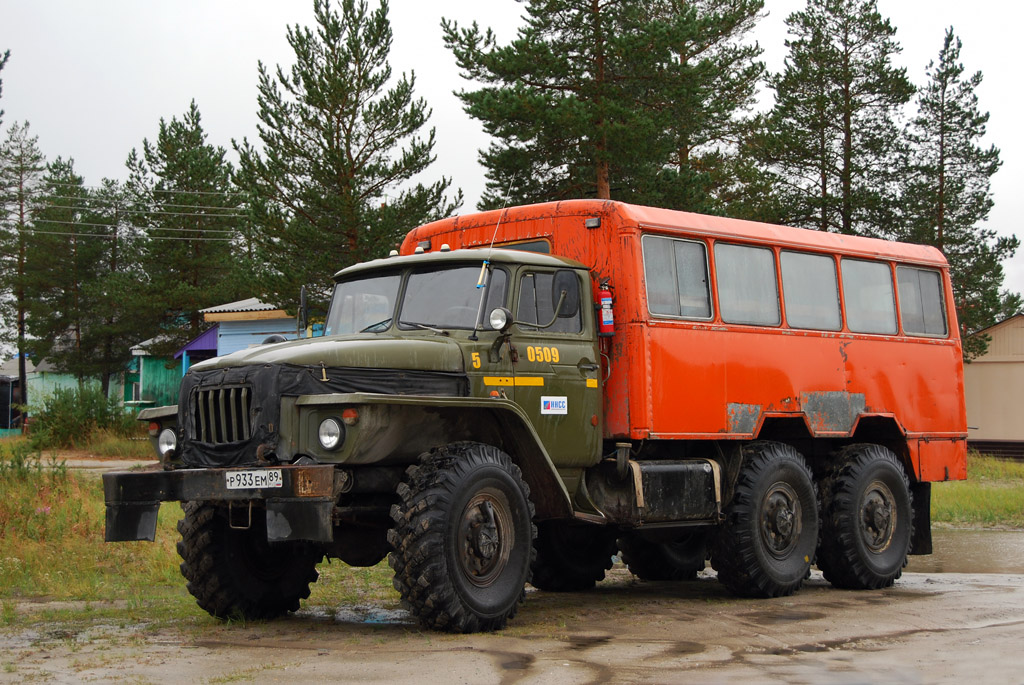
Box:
left=860, top=481, right=896, bottom=553
left=761, top=483, right=801, bottom=559
left=458, top=491, right=513, bottom=588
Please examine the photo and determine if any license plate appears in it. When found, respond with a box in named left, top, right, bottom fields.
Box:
left=225, top=469, right=283, bottom=490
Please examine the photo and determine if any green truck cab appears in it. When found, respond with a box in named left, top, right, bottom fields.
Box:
left=107, top=248, right=632, bottom=631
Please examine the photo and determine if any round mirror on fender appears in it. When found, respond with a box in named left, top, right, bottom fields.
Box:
left=262, top=334, right=288, bottom=344
left=488, top=307, right=513, bottom=332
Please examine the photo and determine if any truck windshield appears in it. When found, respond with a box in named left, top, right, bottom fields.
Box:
left=324, top=265, right=507, bottom=335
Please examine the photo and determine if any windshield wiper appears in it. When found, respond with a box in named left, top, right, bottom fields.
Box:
left=399, top=320, right=449, bottom=335
left=359, top=317, right=393, bottom=333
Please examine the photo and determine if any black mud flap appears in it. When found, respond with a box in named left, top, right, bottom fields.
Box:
left=266, top=499, right=334, bottom=542
left=909, top=481, right=932, bottom=555
left=105, top=502, right=161, bottom=542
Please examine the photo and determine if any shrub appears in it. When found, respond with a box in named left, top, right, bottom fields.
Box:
left=28, top=386, right=136, bottom=450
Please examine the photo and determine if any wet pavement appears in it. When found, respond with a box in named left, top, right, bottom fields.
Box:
left=908, top=528, right=1024, bottom=575
left=4, top=569, right=1023, bottom=684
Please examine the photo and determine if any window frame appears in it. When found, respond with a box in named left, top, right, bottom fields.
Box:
left=714, top=241, right=782, bottom=327
left=896, top=265, right=949, bottom=338
left=640, top=233, right=714, bottom=322
left=513, top=268, right=587, bottom=337
left=840, top=258, right=899, bottom=336
left=780, top=249, right=842, bottom=332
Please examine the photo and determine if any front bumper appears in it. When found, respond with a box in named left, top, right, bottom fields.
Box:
left=103, top=464, right=338, bottom=543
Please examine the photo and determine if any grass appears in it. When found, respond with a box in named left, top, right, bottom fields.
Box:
left=2, top=430, right=152, bottom=460
left=0, top=441, right=401, bottom=631
left=931, top=452, right=1024, bottom=528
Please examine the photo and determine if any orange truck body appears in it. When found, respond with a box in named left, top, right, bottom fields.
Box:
left=402, top=199, right=967, bottom=484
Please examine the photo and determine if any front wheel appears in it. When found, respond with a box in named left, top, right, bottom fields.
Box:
left=711, top=441, right=818, bottom=598
left=176, top=502, right=322, bottom=620
left=817, top=444, right=913, bottom=589
left=388, top=443, right=536, bottom=632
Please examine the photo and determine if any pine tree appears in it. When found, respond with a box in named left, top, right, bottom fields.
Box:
left=23, top=165, right=145, bottom=393
left=761, top=0, right=914, bottom=236
left=127, top=102, right=245, bottom=357
left=0, top=122, right=45, bottom=407
left=0, top=50, right=9, bottom=127
left=235, top=0, right=459, bottom=314
left=23, top=159, right=97, bottom=384
left=901, top=28, right=1018, bottom=359
left=443, top=0, right=763, bottom=210
left=638, top=0, right=765, bottom=214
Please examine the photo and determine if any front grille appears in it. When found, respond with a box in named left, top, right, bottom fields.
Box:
left=191, top=385, right=252, bottom=444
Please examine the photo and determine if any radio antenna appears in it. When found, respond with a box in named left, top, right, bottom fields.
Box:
left=470, top=174, right=516, bottom=340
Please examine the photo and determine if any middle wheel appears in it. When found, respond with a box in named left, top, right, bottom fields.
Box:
left=531, top=521, right=617, bottom=591
left=711, top=441, right=819, bottom=598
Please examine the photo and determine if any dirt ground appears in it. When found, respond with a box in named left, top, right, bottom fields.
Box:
left=3, top=565, right=1023, bottom=684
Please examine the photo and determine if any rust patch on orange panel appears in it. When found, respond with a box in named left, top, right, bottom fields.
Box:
left=727, top=403, right=761, bottom=434
left=801, top=391, right=865, bottom=434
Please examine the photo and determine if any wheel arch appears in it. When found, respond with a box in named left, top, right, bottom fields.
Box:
left=311, top=394, right=573, bottom=519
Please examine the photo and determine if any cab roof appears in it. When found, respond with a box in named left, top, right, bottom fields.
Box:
left=333, top=247, right=586, bottom=281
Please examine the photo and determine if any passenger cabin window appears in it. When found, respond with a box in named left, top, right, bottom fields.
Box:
left=841, top=259, right=897, bottom=334
left=642, top=235, right=712, bottom=319
left=781, top=251, right=841, bottom=331
left=897, top=266, right=948, bottom=336
left=517, top=271, right=582, bottom=334
left=715, top=243, right=781, bottom=326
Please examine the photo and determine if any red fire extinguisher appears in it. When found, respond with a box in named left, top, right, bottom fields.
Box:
left=598, top=279, right=614, bottom=337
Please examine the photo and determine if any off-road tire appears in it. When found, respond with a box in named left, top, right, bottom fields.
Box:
left=388, top=442, right=536, bottom=632
left=531, top=521, right=617, bottom=592
left=618, top=532, right=707, bottom=581
left=711, top=441, right=819, bottom=598
left=176, top=501, right=322, bottom=620
left=817, top=444, right=913, bottom=590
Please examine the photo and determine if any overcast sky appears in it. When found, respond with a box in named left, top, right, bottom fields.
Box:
left=2, top=0, right=1022, bottom=293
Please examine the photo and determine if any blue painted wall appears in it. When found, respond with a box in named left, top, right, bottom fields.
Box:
left=217, top=318, right=299, bottom=356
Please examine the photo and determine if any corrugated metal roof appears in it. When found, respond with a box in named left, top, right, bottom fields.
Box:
left=0, top=357, right=35, bottom=377
left=201, top=298, right=280, bottom=314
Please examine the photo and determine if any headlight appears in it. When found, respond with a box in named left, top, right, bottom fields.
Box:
left=157, top=428, right=177, bottom=455
left=318, top=418, right=344, bottom=451
left=489, top=307, right=512, bottom=332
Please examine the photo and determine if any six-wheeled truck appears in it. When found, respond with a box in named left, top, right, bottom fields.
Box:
left=106, top=200, right=967, bottom=632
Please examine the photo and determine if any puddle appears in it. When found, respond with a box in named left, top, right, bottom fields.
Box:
left=300, top=604, right=413, bottom=625
left=907, top=529, right=1024, bottom=574
left=332, top=606, right=413, bottom=625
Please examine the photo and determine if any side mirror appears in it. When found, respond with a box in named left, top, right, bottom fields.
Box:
left=552, top=270, right=580, bottom=318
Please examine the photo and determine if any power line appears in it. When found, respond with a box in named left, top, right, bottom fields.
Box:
left=44, top=180, right=248, bottom=198
left=27, top=218, right=238, bottom=234
left=39, top=194, right=247, bottom=214
left=24, top=228, right=236, bottom=242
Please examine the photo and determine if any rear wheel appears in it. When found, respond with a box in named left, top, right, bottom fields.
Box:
left=531, top=521, right=617, bottom=591
left=176, top=501, right=322, bottom=620
left=711, top=441, right=818, bottom=598
left=618, top=531, right=708, bottom=581
left=388, top=442, right=536, bottom=632
left=817, top=444, right=913, bottom=589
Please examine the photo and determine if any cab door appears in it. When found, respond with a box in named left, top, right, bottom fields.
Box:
left=510, top=268, right=602, bottom=468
